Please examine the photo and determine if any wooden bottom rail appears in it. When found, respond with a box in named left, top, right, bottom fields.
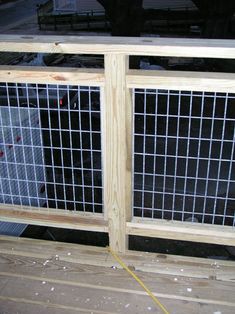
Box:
left=127, top=218, right=235, bottom=246
left=1, top=205, right=235, bottom=247
left=0, top=205, right=107, bottom=233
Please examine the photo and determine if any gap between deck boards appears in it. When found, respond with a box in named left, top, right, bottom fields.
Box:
left=0, top=271, right=234, bottom=307
left=0, top=236, right=235, bottom=313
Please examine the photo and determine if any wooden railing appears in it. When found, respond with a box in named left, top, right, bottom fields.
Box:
left=0, top=35, right=235, bottom=253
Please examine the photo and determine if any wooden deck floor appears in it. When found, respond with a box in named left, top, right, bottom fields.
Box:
left=0, top=236, right=234, bottom=314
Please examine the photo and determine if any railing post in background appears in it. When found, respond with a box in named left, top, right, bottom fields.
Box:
left=102, top=53, right=132, bottom=253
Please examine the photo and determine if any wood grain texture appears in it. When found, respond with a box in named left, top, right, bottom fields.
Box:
left=0, top=236, right=234, bottom=281
left=0, top=205, right=107, bottom=232
left=127, top=218, right=235, bottom=246
left=0, top=35, right=234, bottom=58
left=0, top=237, right=235, bottom=313
left=0, top=65, right=105, bottom=86
left=0, top=35, right=234, bottom=251
left=127, top=70, right=235, bottom=93
left=102, top=54, right=131, bottom=253
left=0, top=254, right=234, bottom=304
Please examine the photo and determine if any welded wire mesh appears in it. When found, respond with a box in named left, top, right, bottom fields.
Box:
left=133, top=89, right=235, bottom=226
left=0, top=82, right=103, bottom=213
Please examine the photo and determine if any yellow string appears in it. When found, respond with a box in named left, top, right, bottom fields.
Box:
left=107, top=247, right=170, bottom=314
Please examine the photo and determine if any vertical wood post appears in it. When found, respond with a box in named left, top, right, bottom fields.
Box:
left=102, top=53, right=132, bottom=253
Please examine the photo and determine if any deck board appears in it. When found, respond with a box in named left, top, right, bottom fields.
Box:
left=0, top=236, right=234, bottom=313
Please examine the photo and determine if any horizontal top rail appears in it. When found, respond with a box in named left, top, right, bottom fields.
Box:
left=0, top=35, right=234, bottom=59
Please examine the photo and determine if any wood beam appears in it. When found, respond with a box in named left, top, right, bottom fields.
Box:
left=0, top=35, right=234, bottom=58
left=127, top=70, right=235, bottom=93
left=0, top=65, right=105, bottom=86
left=127, top=218, right=235, bottom=246
left=0, top=205, right=107, bottom=233
left=102, top=54, right=132, bottom=253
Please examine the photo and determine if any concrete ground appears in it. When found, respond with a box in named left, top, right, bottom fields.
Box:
left=0, top=0, right=107, bottom=35
left=0, top=0, right=46, bottom=33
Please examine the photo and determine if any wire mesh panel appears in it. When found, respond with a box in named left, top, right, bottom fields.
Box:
left=133, top=89, right=235, bottom=226
left=0, top=82, right=103, bottom=213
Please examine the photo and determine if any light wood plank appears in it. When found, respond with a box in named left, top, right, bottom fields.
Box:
left=0, top=236, right=234, bottom=281
left=0, top=296, right=115, bottom=314
left=102, top=54, right=131, bottom=253
left=0, top=205, right=107, bottom=232
left=127, top=218, right=235, bottom=246
left=0, top=254, right=235, bottom=305
left=0, top=34, right=234, bottom=252
left=127, top=70, right=235, bottom=93
left=0, top=240, right=235, bottom=313
left=1, top=272, right=235, bottom=311
left=0, top=35, right=234, bottom=58
left=1, top=295, right=234, bottom=314
left=0, top=298, right=89, bottom=314
left=0, top=65, right=105, bottom=86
